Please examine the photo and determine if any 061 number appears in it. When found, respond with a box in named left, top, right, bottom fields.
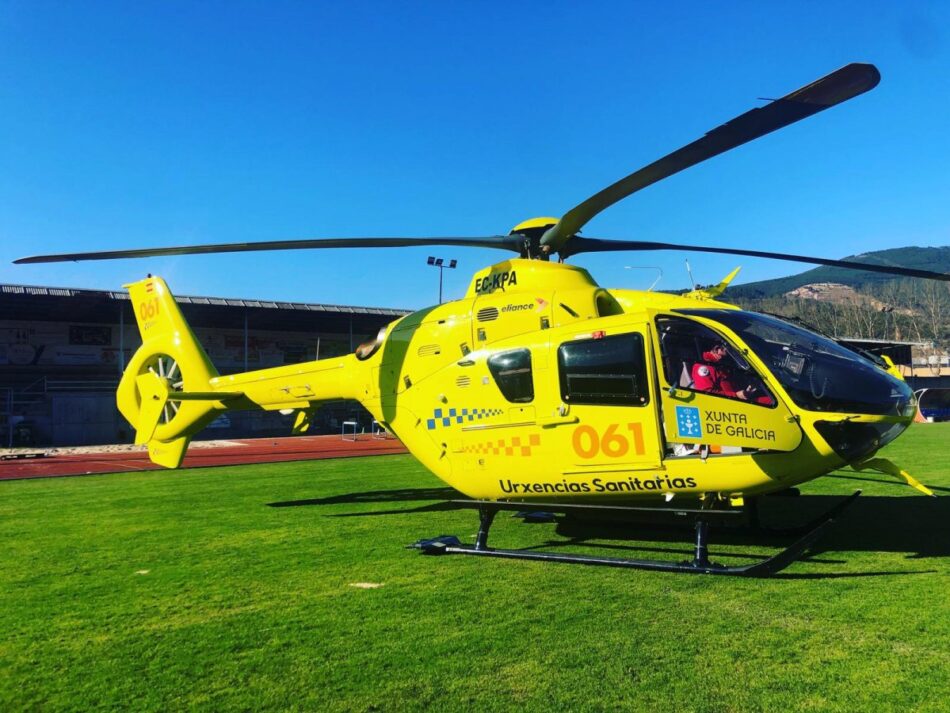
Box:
left=138, top=298, right=160, bottom=322
left=572, top=423, right=645, bottom=459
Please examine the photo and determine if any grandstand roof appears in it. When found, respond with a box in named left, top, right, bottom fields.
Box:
left=1, top=283, right=409, bottom=317
left=1, top=282, right=410, bottom=332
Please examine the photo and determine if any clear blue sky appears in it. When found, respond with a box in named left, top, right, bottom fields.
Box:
left=2, top=1, right=948, bottom=309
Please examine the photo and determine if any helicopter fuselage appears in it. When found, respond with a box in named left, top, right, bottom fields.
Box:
left=185, top=258, right=915, bottom=502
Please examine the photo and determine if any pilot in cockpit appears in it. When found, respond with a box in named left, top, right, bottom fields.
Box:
left=692, top=341, right=773, bottom=405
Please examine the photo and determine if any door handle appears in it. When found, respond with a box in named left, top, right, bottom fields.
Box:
left=539, top=415, right=579, bottom=428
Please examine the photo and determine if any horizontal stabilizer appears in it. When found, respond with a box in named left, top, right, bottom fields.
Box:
left=135, top=373, right=168, bottom=444
left=133, top=371, right=242, bottom=445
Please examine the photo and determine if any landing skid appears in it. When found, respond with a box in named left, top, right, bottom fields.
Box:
left=411, top=491, right=861, bottom=577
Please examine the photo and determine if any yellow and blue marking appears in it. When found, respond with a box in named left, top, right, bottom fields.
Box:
left=427, top=407, right=503, bottom=430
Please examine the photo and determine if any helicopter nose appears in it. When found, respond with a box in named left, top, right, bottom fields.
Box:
left=813, top=418, right=911, bottom=464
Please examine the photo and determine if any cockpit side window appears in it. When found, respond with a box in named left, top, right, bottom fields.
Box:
left=656, top=316, right=775, bottom=407
left=674, top=309, right=915, bottom=416
left=487, top=348, right=534, bottom=403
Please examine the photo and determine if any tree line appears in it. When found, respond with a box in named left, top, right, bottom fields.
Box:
left=729, top=278, right=950, bottom=350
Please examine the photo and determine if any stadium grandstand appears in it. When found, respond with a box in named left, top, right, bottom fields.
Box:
left=1, top=283, right=409, bottom=447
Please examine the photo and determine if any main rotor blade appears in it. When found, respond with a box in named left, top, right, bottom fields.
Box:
left=540, top=63, right=881, bottom=253
left=14, top=235, right=523, bottom=264
left=566, top=237, right=950, bottom=282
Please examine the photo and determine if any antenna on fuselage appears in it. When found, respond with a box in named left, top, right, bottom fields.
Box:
left=685, top=259, right=697, bottom=290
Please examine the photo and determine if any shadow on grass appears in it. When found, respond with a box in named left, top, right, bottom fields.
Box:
left=267, top=486, right=461, bottom=508
left=541, top=493, right=950, bottom=562
left=826, top=473, right=950, bottom=494
left=268, top=486, right=950, bottom=574
left=795, top=494, right=950, bottom=559
left=767, top=570, right=936, bottom=580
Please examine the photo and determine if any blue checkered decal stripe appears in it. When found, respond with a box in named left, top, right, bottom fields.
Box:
left=426, top=407, right=503, bottom=430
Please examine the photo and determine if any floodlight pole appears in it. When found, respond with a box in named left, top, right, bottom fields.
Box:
left=427, top=256, right=458, bottom=304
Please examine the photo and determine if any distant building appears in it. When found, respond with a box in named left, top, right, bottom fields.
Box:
left=0, top=283, right=409, bottom=447
left=835, top=337, right=950, bottom=389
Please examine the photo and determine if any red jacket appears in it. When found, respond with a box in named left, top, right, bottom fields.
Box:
left=692, top=351, right=773, bottom=405
left=692, top=352, right=740, bottom=397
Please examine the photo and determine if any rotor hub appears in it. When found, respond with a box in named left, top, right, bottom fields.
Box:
left=509, top=217, right=558, bottom=260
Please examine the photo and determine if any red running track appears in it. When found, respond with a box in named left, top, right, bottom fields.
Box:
left=0, top=435, right=407, bottom=481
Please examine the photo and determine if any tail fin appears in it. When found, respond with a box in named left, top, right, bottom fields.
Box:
left=686, top=266, right=741, bottom=300
left=118, top=276, right=239, bottom=467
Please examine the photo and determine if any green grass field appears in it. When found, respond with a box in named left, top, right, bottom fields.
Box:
left=3, top=424, right=949, bottom=712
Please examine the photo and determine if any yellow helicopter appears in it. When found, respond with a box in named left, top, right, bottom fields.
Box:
left=17, top=63, right=950, bottom=576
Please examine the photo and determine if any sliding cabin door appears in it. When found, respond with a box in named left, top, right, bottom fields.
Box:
left=547, top=327, right=663, bottom=486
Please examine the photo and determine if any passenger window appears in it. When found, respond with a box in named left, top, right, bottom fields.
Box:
left=656, top=316, right=775, bottom=407
left=558, top=333, right=648, bottom=406
left=487, top=349, right=534, bottom=403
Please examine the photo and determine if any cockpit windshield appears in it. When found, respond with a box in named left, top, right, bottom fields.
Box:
left=675, top=309, right=915, bottom=417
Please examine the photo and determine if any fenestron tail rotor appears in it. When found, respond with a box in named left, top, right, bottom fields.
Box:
left=143, top=353, right=184, bottom=427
